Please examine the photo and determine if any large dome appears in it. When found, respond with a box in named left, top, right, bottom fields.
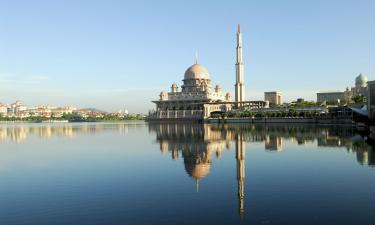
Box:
left=355, top=73, right=368, bottom=87
left=184, top=63, right=210, bottom=80
left=184, top=162, right=211, bottom=180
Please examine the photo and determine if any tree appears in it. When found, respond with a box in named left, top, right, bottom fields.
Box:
left=352, top=95, right=366, bottom=103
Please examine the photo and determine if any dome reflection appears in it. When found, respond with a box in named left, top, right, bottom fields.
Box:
left=149, top=123, right=375, bottom=219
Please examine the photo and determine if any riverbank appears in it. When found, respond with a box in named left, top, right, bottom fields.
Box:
left=0, top=119, right=145, bottom=124
left=206, top=117, right=354, bottom=125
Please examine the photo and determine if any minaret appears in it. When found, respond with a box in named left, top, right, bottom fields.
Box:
left=235, top=24, right=245, bottom=107
left=236, top=132, right=246, bottom=219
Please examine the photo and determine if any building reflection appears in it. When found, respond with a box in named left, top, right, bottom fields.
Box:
left=265, top=135, right=283, bottom=151
left=0, top=123, right=144, bottom=144
left=1, top=122, right=374, bottom=218
left=235, top=132, right=246, bottom=218
left=149, top=123, right=375, bottom=219
left=149, top=123, right=247, bottom=217
left=352, top=141, right=375, bottom=167
left=151, top=123, right=231, bottom=188
left=2, top=122, right=374, bottom=169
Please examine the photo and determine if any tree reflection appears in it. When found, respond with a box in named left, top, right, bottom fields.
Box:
left=0, top=123, right=144, bottom=144
left=149, top=123, right=375, bottom=219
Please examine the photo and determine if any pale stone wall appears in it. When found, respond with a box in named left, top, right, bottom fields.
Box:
left=317, top=92, right=345, bottom=102
left=264, top=92, right=282, bottom=105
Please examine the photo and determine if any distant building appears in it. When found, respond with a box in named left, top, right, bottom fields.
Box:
left=50, top=107, right=76, bottom=117
left=367, top=80, right=375, bottom=123
left=9, top=101, right=27, bottom=114
left=26, top=106, right=52, bottom=117
left=117, top=109, right=129, bottom=115
left=318, top=74, right=368, bottom=103
left=317, top=92, right=345, bottom=103
left=264, top=91, right=282, bottom=105
left=296, top=98, right=304, bottom=103
left=344, top=74, right=368, bottom=101
left=25, top=106, right=76, bottom=118
left=0, top=103, right=8, bottom=115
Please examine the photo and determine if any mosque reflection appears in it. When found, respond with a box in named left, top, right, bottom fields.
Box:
left=1, top=122, right=375, bottom=219
left=149, top=123, right=375, bottom=218
left=149, top=123, right=247, bottom=217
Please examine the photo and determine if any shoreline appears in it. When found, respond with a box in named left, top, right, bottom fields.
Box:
left=206, top=117, right=355, bottom=125
left=0, top=120, right=145, bottom=124
left=146, top=117, right=356, bottom=126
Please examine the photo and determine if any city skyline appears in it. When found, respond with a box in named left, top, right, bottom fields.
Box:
left=1, top=0, right=375, bottom=113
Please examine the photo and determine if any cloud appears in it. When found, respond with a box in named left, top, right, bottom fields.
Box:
left=0, top=73, right=50, bottom=85
left=28, top=75, right=50, bottom=81
left=85, top=87, right=165, bottom=94
left=0, top=73, right=17, bottom=83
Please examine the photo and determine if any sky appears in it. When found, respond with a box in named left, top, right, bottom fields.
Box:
left=0, top=0, right=375, bottom=113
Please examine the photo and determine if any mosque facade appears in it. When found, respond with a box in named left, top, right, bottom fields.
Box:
left=344, top=73, right=368, bottom=101
left=148, top=25, right=246, bottom=121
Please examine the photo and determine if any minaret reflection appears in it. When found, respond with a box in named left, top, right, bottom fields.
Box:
left=235, top=132, right=246, bottom=219
left=151, top=123, right=248, bottom=218
left=149, top=123, right=375, bottom=219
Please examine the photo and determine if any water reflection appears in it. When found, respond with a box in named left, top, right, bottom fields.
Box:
left=150, top=123, right=375, bottom=168
left=149, top=123, right=375, bottom=219
left=235, top=130, right=246, bottom=218
left=0, top=122, right=374, bottom=224
left=0, top=123, right=145, bottom=144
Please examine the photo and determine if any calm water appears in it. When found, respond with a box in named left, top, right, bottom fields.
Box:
left=0, top=122, right=374, bottom=225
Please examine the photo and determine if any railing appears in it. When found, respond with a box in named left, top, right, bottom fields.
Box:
left=148, top=110, right=204, bottom=119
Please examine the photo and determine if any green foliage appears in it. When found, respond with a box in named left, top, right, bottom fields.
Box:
left=0, top=113, right=145, bottom=122
left=210, top=112, right=223, bottom=118
left=223, top=109, right=321, bottom=119
left=297, top=101, right=318, bottom=107
left=352, top=95, right=366, bottom=103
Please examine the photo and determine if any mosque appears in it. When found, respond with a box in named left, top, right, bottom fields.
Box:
left=148, top=25, right=257, bottom=121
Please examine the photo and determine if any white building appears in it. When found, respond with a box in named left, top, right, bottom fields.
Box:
left=149, top=25, right=251, bottom=120
left=235, top=24, right=245, bottom=106
left=344, top=74, right=368, bottom=101
left=9, top=100, right=27, bottom=114
left=317, top=92, right=345, bottom=103
left=0, top=103, right=8, bottom=115
left=149, top=62, right=232, bottom=120
left=26, top=106, right=76, bottom=117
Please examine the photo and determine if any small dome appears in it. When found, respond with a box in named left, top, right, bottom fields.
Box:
left=355, top=73, right=368, bottom=87
left=184, top=63, right=210, bottom=80
left=159, top=91, right=168, bottom=101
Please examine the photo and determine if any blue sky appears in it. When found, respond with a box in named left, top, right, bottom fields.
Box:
left=0, top=0, right=374, bottom=113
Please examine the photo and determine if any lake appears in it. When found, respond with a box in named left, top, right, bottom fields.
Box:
left=0, top=122, right=374, bottom=225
